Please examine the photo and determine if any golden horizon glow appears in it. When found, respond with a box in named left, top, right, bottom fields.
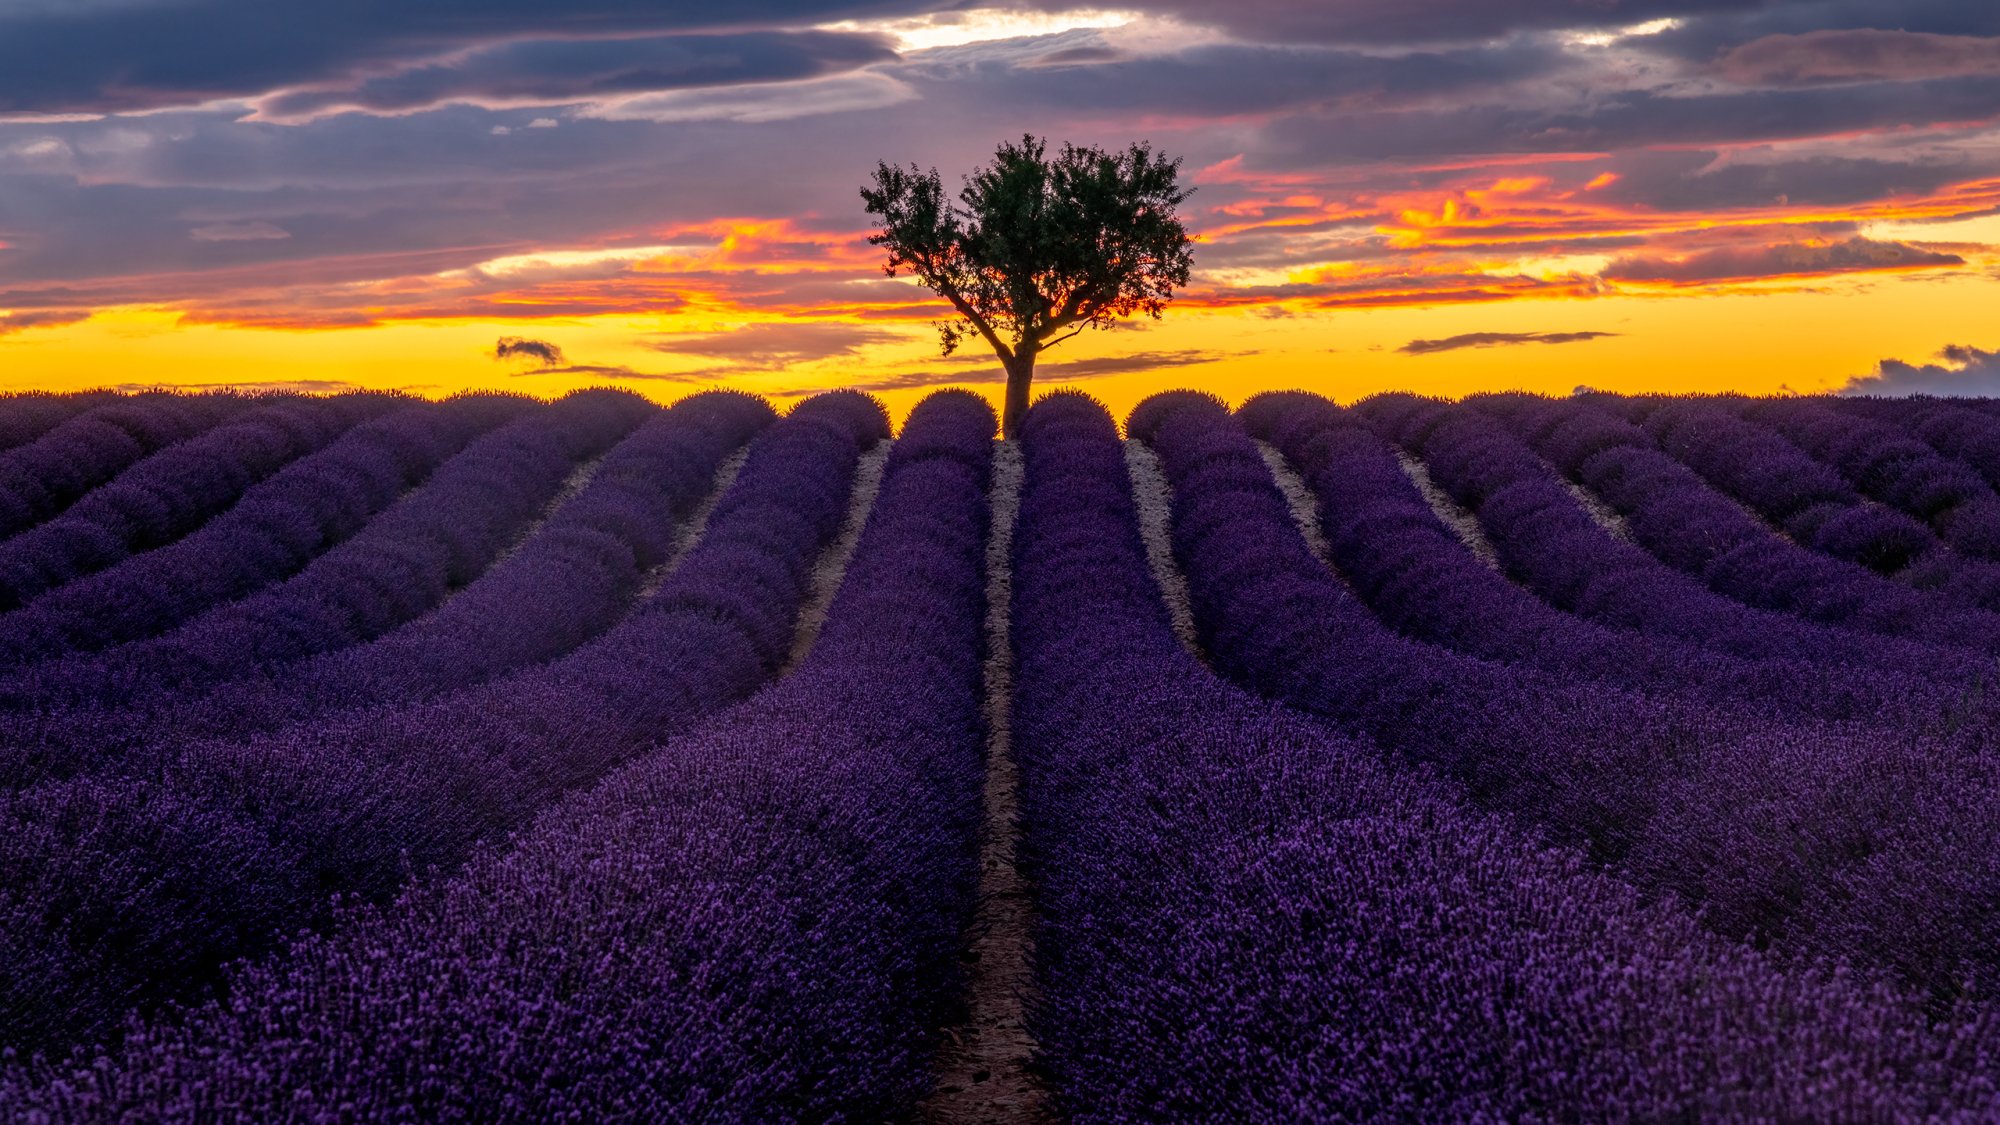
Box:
left=10, top=252, right=1995, bottom=428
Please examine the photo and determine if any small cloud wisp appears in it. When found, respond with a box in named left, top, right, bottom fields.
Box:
left=1399, top=330, right=1619, bottom=356
left=492, top=336, right=568, bottom=368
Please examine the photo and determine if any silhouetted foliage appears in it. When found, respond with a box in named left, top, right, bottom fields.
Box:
left=862, top=135, right=1194, bottom=437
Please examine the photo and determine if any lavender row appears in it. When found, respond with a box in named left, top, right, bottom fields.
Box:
left=0, top=391, right=769, bottom=790
left=1379, top=392, right=1995, bottom=680
left=1648, top=397, right=1937, bottom=571
left=0, top=396, right=528, bottom=665
left=1240, top=391, right=1972, bottom=729
left=0, top=389, right=653, bottom=715
left=0, top=391, right=121, bottom=457
left=1012, top=393, right=1999, bottom=1120
left=0, top=393, right=249, bottom=542
left=1632, top=395, right=2000, bottom=611
left=1468, top=393, right=2000, bottom=652
left=0, top=392, right=884, bottom=1055
left=0, top=394, right=401, bottom=615
left=0, top=391, right=986, bottom=1120
left=1741, top=395, right=2000, bottom=563
left=262, top=390, right=773, bottom=709
left=1860, top=397, right=2000, bottom=497
left=1138, top=393, right=2000, bottom=1005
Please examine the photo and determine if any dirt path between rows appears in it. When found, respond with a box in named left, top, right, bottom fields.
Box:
left=784, top=439, right=891, bottom=669
left=1121, top=439, right=1205, bottom=658
left=921, top=439, right=1056, bottom=1124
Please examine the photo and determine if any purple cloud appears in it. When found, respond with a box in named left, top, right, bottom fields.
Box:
left=0, top=309, right=92, bottom=335
left=1716, top=30, right=2000, bottom=87
left=1021, top=0, right=1747, bottom=46
left=189, top=221, right=290, bottom=242
left=0, top=0, right=940, bottom=115
left=254, top=31, right=896, bottom=121
left=1603, top=238, right=1964, bottom=284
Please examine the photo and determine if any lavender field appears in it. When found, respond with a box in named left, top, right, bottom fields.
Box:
left=6, top=385, right=2000, bottom=1121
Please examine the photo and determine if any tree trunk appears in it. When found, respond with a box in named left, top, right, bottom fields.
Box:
left=1002, top=353, right=1034, bottom=440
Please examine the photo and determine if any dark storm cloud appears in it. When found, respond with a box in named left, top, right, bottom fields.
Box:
left=256, top=31, right=897, bottom=120
left=1602, top=237, right=1963, bottom=284
left=0, top=0, right=940, bottom=114
left=1839, top=344, right=2000, bottom=395
left=1398, top=330, right=1619, bottom=356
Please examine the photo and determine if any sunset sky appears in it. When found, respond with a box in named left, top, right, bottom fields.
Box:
left=2, top=0, right=1999, bottom=420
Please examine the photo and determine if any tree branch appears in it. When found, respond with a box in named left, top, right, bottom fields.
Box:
left=941, top=284, right=1013, bottom=364
left=910, top=244, right=1013, bottom=364
left=1038, top=320, right=1092, bottom=351
left=1036, top=284, right=1097, bottom=343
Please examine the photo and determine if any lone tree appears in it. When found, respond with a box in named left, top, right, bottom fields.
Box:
left=861, top=135, right=1195, bottom=438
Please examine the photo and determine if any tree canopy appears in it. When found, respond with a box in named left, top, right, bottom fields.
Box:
left=861, top=135, right=1194, bottom=437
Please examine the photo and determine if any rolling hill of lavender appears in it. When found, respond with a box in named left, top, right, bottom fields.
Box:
left=6, top=384, right=2000, bottom=1121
